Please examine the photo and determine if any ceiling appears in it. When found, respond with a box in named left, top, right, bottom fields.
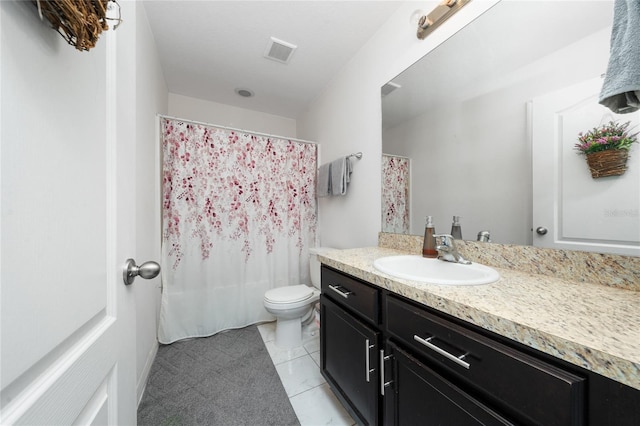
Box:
left=143, top=1, right=404, bottom=120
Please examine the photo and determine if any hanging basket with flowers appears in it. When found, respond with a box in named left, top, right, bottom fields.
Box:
left=575, top=121, right=638, bottom=178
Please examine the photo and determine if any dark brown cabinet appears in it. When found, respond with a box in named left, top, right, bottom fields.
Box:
left=320, top=265, right=382, bottom=424
left=383, top=342, right=512, bottom=425
left=321, top=295, right=380, bottom=425
left=385, top=295, right=586, bottom=425
left=320, top=265, right=640, bottom=426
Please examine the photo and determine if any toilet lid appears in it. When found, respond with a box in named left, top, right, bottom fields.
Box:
left=264, top=285, right=313, bottom=304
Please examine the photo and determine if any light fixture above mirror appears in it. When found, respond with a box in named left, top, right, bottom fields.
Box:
left=416, top=0, right=470, bottom=40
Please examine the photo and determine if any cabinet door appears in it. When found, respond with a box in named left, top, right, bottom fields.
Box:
left=321, top=295, right=380, bottom=425
left=384, top=342, right=513, bottom=426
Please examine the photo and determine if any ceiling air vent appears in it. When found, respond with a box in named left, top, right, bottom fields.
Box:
left=264, top=37, right=297, bottom=64
left=381, top=81, right=401, bottom=97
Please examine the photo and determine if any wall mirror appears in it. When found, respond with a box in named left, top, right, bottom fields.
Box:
left=381, top=0, right=639, bottom=255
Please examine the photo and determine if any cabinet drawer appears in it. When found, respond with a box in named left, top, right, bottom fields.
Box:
left=386, top=295, right=586, bottom=426
left=322, top=266, right=380, bottom=324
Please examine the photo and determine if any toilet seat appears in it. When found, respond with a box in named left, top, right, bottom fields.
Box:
left=264, top=284, right=314, bottom=304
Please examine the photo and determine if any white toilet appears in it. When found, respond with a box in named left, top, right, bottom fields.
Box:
left=263, top=247, right=332, bottom=348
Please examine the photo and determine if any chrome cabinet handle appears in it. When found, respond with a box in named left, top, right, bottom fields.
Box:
left=328, top=284, right=352, bottom=299
left=379, top=350, right=394, bottom=396
left=414, top=334, right=471, bottom=369
left=123, top=258, right=161, bottom=285
left=536, top=226, right=548, bottom=235
left=365, top=339, right=375, bottom=382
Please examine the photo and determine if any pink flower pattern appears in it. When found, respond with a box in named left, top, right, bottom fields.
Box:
left=162, top=119, right=317, bottom=269
left=382, top=154, right=410, bottom=234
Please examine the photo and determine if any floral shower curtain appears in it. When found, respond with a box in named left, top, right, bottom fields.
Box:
left=382, top=154, right=410, bottom=234
left=158, top=118, right=317, bottom=344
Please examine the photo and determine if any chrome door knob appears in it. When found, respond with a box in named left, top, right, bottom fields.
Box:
left=536, top=226, right=548, bottom=236
left=123, top=258, right=161, bottom=285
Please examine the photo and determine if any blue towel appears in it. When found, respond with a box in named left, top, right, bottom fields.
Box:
left=330, top=157, right=352, bottom=196
left=599, top=0, right=640, bottom=113
left=316, top=162, right=332, bottom=198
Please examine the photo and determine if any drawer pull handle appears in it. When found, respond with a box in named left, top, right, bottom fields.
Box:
left=414, top=335, right=471, bottom=370
left=365, top=339, right=375, bottom=382
left=328, top=284, right=352, bottom=299
left=379, top=350, right=394, bottom=396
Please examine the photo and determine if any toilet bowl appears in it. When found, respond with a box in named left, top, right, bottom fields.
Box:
left=263, top=247, right=332, bottom=348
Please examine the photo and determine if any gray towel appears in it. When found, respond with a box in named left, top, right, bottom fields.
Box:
left=330, top=157, right=352, bottom=196
left=316, top=162, right=332, bottom=198
left=599, top=0, right=640, bottom=113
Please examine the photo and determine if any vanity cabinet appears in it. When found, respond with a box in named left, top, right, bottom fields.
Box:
left=321, top=296, right=380, bottom=424
left=320, top=265, right=640, bottom=426
left=320, top=266, right=382, bottom=424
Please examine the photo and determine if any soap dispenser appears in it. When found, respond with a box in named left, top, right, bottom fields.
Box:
left=450, top=216, right=463, bottom=240
left=422, top=216, right=438, bottom=258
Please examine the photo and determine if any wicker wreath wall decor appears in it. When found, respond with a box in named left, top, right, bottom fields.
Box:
left=35, top=0, right=122, bottom=52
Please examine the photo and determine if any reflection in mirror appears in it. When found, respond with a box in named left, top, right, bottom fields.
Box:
left=381, top=1, right=628, bottom=250
left=382, top=154, right=410, bottom=234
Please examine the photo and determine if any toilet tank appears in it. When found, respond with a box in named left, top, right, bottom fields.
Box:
left=309, top=247, right=334, bottom=289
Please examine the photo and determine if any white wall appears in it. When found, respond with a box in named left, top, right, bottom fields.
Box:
left=168, top=93, right=297, bottom=138
left=134, top=3, right=168, bottom=404
left=297, top=1, right=498, bottom=249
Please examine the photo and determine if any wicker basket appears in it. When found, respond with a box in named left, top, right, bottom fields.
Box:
left=585, top=149, right=629, bottom=179
left=35, top=0, right=120, bottom=52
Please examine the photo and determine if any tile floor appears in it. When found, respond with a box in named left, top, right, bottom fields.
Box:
left=257, top=321, right=356, bottom=426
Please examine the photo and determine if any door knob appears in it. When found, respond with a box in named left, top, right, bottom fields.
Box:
left=536, top=226, right=548, bottom=235
left=123, top=258, right=161, bottom=285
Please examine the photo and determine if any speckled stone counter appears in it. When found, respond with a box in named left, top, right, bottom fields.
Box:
left=378, top=232, right=640, bottom=291
left=318, top=246, right=640, bottom=391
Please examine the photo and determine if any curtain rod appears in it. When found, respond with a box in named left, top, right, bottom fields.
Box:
left=157, top=114, right=317, bottom=145
left=383, top=153, right=410, bottom=160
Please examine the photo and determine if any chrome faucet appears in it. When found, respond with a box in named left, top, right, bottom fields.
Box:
left=433, top=234, right=471, bottom=264
left=477, top=230, right=491, bottom=242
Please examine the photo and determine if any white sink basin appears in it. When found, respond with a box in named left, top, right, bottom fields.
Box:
left=373, top=255, right=499, bottom=286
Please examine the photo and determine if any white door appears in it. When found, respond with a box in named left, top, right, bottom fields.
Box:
left=1, top=2, right=138, bottom=424
left=532, top=77, right=640, bottom=255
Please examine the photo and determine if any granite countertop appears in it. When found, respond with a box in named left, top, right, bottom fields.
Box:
left=319, top=246, right=640, bottom=391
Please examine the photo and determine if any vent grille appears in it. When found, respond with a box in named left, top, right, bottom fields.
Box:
left=381, top=81, right=401, bottom=97
left=264, top=37, right=297, bottom=64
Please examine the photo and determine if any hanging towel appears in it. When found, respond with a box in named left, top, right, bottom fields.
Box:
left=316, top=162, right=332, bottom=197
left=330, top=157, right=353, bottom=196
left=599, top=0, right=640, bottom=114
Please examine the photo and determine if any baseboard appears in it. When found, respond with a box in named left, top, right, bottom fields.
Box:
left=137, top=340, right=159, bottom=407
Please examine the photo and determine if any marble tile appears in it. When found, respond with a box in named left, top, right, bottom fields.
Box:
left=289, top=383, right=355, bottom=426
left=275, top=355, right=326, bottom=397
left=258, top=319, right=356, bottom=425
left=264, top=340, right=308, bottom=365
left=310, top=351, right=321, bottom=367
left=257, top=321, right=276, bottom=343
left=303, top=336, right=320, bottom=355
